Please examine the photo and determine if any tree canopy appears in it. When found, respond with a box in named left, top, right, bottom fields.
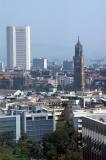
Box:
left=0, top=122, right=82, bottom=160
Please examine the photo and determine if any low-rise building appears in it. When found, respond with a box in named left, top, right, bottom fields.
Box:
left=82, top=116, right=106, bottom=160
left=0, top=115, right=20, bottom=142
left=72, top=108, right=106, bottom=134
left=59, top=75, right=74, bottom=86
left=24, top=112, right=55, bottom=141
left=0, top=103, right=56, bottom=142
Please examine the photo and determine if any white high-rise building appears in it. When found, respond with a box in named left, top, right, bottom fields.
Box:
left=7, top=26, right=30, bottom=70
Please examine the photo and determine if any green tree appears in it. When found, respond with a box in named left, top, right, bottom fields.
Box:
left=15, top=137, right=43, bottom=160
left=0, top=146, right=16, bottom=160
left=43, top=122, right=82, bottom=160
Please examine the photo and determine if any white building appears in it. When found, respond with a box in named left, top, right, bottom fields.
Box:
left=0, top=62, right=5, bottom=72
left=7, top=26, right=30, bottom=70
left=32, top=58, right=48, bottom=70
left=59, top=75, right=74, bottom=86
left=72, top=108, right=106, bottom=134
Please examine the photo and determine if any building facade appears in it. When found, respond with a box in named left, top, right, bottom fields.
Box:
left=32, top=58, right=48, bottom=70
left=7, top=105, right=56, bottom=141
left=0, top=115, right=21, bottom=142
left=74, top=37, right=84, bottom=91
left=59, top=75, right=74, bottom=86
left=62, top=60, right=73, bottom=71
left=7, top=26, right=30, bottom=70
left=82, top=116, right=106, bottom=160
left=25, top=113, right=55, bottom=141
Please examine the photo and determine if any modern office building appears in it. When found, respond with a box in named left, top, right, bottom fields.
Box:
left=0, top=111, right=55, bottom=142
left=72, top=108, right=106, bottom=134
left=0, top=115, right=21, bottom=142
left=74, top=37, right=84, bottom=91
left=9, top=105, right=56, bottom=141
left=62, top=60, right=73, bottom=71
left=7, top=26, right=30, bottom=70
left=24, top=112, right=55, bottom=141
left=32, top=58, right=48, bottom=70
left=82, top=116, right=106, bottom=160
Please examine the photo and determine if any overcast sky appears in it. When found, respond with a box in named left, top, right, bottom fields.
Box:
left=0, top=0, right=106, bottom=63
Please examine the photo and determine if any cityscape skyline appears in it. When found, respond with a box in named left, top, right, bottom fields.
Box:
left=0, top=1, right=106, bottom=160
left=0, top=0, right=106, bottom=63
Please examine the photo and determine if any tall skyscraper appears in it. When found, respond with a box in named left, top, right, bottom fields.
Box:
left=74, top=37, right=84, bottom=91
left=7, top=26, right=30, bottom=70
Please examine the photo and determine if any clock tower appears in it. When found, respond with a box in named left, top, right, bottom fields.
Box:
left=74, top=37, right=84, bottom=91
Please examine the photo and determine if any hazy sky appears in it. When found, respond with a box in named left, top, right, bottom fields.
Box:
left=0, top=0, right=106, bottom=63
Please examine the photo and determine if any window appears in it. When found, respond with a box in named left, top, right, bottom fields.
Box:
left=48, top=116, right=53, bottom=119
left=26, top=117, right=32, bottom=120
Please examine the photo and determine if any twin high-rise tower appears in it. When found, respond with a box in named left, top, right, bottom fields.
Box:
left=74, top=37, right=84, bottom=91
left=7, top=26, right=30, bottom=70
